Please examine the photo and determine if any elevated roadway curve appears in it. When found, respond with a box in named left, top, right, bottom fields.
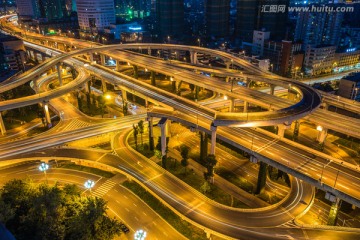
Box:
left=148, top=107, right=360, bottom=208
left=3, top=40, right=321, bottom=127
left=1, top=41, right=359, bottom=206
left=24, top=39, right=360, bottom=138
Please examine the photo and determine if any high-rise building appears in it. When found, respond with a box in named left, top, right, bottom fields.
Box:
left=156, top=0, right=184, bottom=40
left=38, top=0, right=67, bottom=21
left=15, top=0, right=40, bottom=20
left=295, top=11, right=343, bottom=50
left=235, top=0, right=289, bottom=43
left=76, top=0, right=116, bottom=31
left=205, top=0, right=230, bottom=38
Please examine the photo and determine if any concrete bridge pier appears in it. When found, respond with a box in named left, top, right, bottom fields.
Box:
left=293, top=120, right=300, bottom=138
left=255, top=161, right=268, bottom=194
left=277, top=123, right=291, bottom=138
left=190, top=51, right=198, bottom=64
left=210, top=124, right=217, bottom=155
left=147, top=47, right=151, bottom=55
left=270, top=84, right=275, bottom=95
left=133, top=65, right=138, bottom=79
left=56, top=63, right=63, bottom=86
left=327, top=197, right=341, bottom=226
left=229, top=98, right=235, bottom=112
left=150, top=71, right=156, bottom=86
left=100, top=54, right=106, bottom=65
left=121, top=88, right=127, bottom=102
left=89, top=53, right=94, bottom=63
left=101, top=79, right=107, bottom=93
left=159, top=118, right=168, bottom=168
left=115, top=60, right=120, bottom=71
left=225, top=61, right=231, bottom=69
left=0, top=112, right=6, bottom=135
left=43, top=101, right=52, bottom=128
left=175, top=80, right=182, bottom=95
left=243, top=101, right=248, bottom=113
left=147, top=117, right=154, bottom=151
left=317, top=126, right=328, bottom=150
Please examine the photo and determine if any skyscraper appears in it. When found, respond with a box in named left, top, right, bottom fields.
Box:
left=156, top=0, right=184, bottom=39
left=205, top=0, right=230, bottom=38
left=38, top=0, right=67, bottom=21
left=76, top=0, right=116, bottom=30
left=235, top=0, right=289, bottom=42
left=295, top=11, right=343, bottom=49
left=15, top=0, right=40, bottom=20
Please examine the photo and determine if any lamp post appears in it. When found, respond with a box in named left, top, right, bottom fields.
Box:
left=197, top=38, right=200, bottom=47
left=134, top=229, right=147, bottom=240
left=84, top=180, right=95, bottom=193
left=39, top=162, right=49, bottom=181
left=167, top=36, right=170, bottom=44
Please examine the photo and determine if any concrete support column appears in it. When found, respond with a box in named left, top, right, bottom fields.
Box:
left=229, top=98, right=235, bottom=112
left=243, top=101, right=248, bottom=113
left=115, top=60, right=120, bottom=71
left=121, top=88, right=127, bottom=102
left=101, top=79, right=107, bottom=93
left=225, top=61, right=231, bottom=69
left=293, top=120, right=300, bottom=137
left=270, top=84, right=275, bottom=95
left=159, top=118, right=168, bottom=169
left=133, top=65, right=138, bottom=79
left=195, top=86, right=200, bottom=101
left=43, top=102, right=52, bottom=128
left=327, top=198, right=340, bottom=226
left=0, top=112, right=6, bottom=135
left=255, top=161, right=268, bottom=194
left=225, top=76, right=230, bottom=82
left=277, top=123, right=291, bottom=138
left=148, top=117, right=154, bottom=151
left=100, top=54, right=106, bottom=65
left=89, top=53, right=94, bottom=63
left=150, top=71, right=156, bottom=86
left=175, top=80, right=181, bottom=95
left=321, top=102, right=328, bottom=110
left=56, top=63, right=63, bottom=86
left=190, top=51, right=197, bottom=64
left=317, top=127, right=328, bottom=144
left=147, top=47, right=151, bottom=55
left=210, top=124, right=217, bottom=155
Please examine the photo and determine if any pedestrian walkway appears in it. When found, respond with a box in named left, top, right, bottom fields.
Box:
left=92, top=179, right=117, bottom=198
left=61, top=119, right=93, bottom=132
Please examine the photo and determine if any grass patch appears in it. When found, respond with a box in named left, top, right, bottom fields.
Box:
left=123, top=180, right=208, bottom=240
left=131, top=143, right=154, bottom=158
left=215, top=167, right=254, bottom=193
left=257, top=191, right=282, bottom=204
left=161, top=158, right=249, bottom=208
left=59, top=163, right=115, bottom=178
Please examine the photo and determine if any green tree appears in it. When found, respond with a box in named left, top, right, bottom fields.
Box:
left=180, top=144, right=189, bottom=174
left=0, top=179, right=121, bottom=240
left=133, top=124, right=139, bottom=149
left=204, top=154, right=217, bottom=183
left=138, top=120, right=144, bottom=145
left=97, top=95, right=106, bottom=118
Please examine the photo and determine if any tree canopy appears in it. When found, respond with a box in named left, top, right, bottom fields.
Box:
left=0, top=179, right=121, bottom=240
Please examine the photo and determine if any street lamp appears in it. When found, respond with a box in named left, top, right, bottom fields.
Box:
left=134, top=229, right=147, bottom=240
left=197, top=38, right=200, bottom=47
left=167, top=36, right=170, bottom=43
left=84, top=180, right=95, bottom=192
left=39, top=162, right=49, bottom=181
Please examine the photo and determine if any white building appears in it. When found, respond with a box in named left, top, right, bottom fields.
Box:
left=252, top=30, right=270, bottom=56
left=76, top=0, right=116, bottom=31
